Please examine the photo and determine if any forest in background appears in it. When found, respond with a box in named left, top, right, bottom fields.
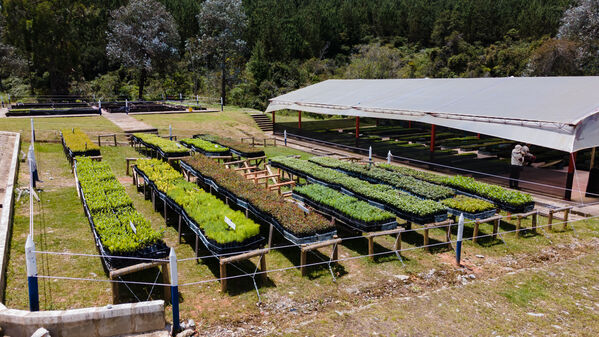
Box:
left=0, top=0, right=598, bottom=109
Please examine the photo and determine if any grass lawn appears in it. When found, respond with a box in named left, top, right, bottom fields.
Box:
left=2, top=112, right=599, bottom=335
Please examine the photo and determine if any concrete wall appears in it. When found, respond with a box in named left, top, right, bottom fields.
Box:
left=0, top=300, right=165, bottom=337
left=0, top=131, right=20, bottom=302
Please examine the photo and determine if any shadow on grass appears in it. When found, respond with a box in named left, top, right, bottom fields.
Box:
left=267, top=226, right=348, bottom=281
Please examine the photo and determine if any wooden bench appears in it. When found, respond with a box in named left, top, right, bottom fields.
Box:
left=364, top=227, right=405, bottom=261
left=299, top=237, right=341, bottom=277
left=543, top=206, right=573, bottom=230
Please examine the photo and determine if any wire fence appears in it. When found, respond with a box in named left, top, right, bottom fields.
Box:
left=31, top=213, right=597, bottom=289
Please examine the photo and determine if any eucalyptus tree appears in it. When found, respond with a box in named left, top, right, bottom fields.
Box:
left=196, top=0, right=247, bottom=104
left=106, top=0, right=180, bottom=99
left=558, top=0, right=599, bottom=74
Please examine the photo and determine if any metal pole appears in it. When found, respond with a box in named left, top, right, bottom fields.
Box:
left=430, top=124, right=436, bottom=152
left=368, top=146, right=372, bottom=162
left=179, top=93, right=182, bottom=101
left=169, top=248, right=180, bottom=332
left=26, top=235, right=39, bottom=311
left=169, top=125, right=172, bottom=140
left=284, top=130, right=287, bottom=146
left=456, top=213, right=464, bottom=266
left=387, top=151, right=392, bottom=164
left=220, top=97, right=223, bottom=112
left=565, top=152, right=577, bottom=201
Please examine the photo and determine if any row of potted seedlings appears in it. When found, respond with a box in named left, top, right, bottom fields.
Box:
left=308, top=156, right=496, bottom=219
left=376, top=163, right=535, bottom=213
left=193, top=134, right=265, bottom=158
left=292, top=184, right=398, bottom=231
left=134, top=159, right=264, bottom=254
left=75, top=157, right=167, bottom=269
left=179, top=138, right=231, bottom=157
left=61, top=128, right=101, bottom=159
left=181, top=154, right=336, bottom=244
left=269, top=157, right=448, bottom=224
left=309, top=156, right=455, bottom=200
left=131, top=133, right=190, bottom=158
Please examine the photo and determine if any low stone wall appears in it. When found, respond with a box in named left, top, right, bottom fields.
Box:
left=0, top=131, right=20, bottom=302
left=0, top=300, right=165, bottom=337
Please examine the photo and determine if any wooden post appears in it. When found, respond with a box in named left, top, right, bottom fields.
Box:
left=162, top=263, right=171, bottom=302
left=219, top=262, right=227, bottom=292
left=393, top=232, right=402, bottom=252
left=195, top=235, right=199, bottom=262
left=430, top=124, right=436, bottom=152
left=565, top=152, right=577, bottom=201
left=177, top=215, right=182, bottom=243
left=493, top=218, right=499, bottom=238
left=367, top=237, right=374, bottom=261
left=260, top=254, right=267, bottom=282
left=298, top=111, right=302, bottom=129
left=591, top=148, right=596, bottom=170
left=112, top=281, right=119, bottom=304
left=516, top=215, right=522, bottom=237
left=473, top=218, right=480, bottom=243
left=548, top=210, right=554, bottom=230
left=423, top=226, right=430, bottom=251
left=300, top=249, right=307, bottom=276
left=532, top=212, right=537, bottom=234
left=563, top=208, right=570, bottom=230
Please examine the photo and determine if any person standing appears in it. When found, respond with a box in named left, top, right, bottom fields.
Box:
left=510, top=144, right=524, bottom=189
left=521, top=145, right=535, bottom=166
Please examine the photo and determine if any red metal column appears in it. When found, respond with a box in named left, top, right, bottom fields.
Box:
left=355, top=116, right=360, bottom=139
left=272, top=110, right=275, bottom=125
left=565, top=152, right=577, bottom=200
left=298, top=111, right=302, bottom=129
left=477, top=133, right=481, bottom=139
left=430, top=124, right=436, bottom=152
left=408, top=121, right=412, bottom=128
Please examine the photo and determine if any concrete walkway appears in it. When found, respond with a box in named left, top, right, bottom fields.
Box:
left=101, top=110, right=158, bottom=134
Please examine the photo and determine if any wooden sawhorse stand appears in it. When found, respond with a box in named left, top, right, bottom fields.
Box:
left=545, top=206, right=573, bottom=231
left=409, top=219, right=454, bottom=251
left=516, top=210, right=539, bottom=237
left=219, top=248, right=269, bottom=293
left=364, top=228, right=405, bottom=261
left=472, top=215, right=502, bottom=244
left=109, top=261, right=171, bottom=304
left=299, top=237, right=342, bottom=277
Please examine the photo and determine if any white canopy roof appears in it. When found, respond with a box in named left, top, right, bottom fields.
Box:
left=266, top=77, right=599, bottom=153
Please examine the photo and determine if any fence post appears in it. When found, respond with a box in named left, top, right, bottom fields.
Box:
left=169, top=248, right=180, bottom=333
left=455, top=214, right=464, bottom=266
left=26, top=234, right=39, bottom=311
left=284, top=130, right=287, bottom=146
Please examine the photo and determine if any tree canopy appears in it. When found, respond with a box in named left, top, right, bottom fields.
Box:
left=1, top=0, right=597, bottom=106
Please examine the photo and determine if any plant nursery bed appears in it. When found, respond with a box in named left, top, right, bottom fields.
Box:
left=193, top=134, right=265, bottom=158
left=75, top=158, right=168, bottom=270
left=179, top=160, right=337, bottom=246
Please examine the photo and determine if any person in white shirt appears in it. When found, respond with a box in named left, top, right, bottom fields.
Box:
left=510, top=144, right=524, bottom=189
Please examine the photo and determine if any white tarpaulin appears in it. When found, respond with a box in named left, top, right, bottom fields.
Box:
left=266, top=77, right=599, bottom=153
